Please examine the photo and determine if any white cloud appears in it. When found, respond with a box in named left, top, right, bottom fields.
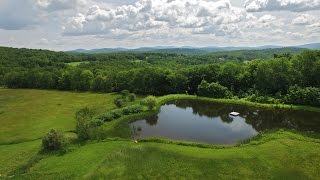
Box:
left=63, top=0, right=249, bottom=38
left=259, top=14, right=276, bottom=23
left=308, top=22, right=320, bottom=28
left=0, top=0, right=319, bottom=50
left=68, top=13, right=86, bottom=29
left=244, top=0, right=320, bottom=12
left=287, top=31, right=304, bottom=39
left=292, top=13, right=316, bottom=25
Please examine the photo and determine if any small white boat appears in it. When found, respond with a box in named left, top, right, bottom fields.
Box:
left=229, top=112, right=240, bottom=116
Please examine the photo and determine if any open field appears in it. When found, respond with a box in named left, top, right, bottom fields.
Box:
left=66, top=61, right=90, bottom=67
left=0, top=89, right=120, bottom=144
left=0, top=89, right=320, bottom=179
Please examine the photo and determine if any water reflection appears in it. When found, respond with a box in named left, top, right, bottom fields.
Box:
left=131, top=99, right=320, bottom=144
left=145, top=114, right=158, bottom=126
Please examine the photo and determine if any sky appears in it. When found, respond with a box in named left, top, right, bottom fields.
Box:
left=0, top=0, right=319, bottom=51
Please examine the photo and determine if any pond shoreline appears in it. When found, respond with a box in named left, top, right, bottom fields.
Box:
left=101, top=94, right=320, bottom=147
left=157, top=94, right=320, bottom=113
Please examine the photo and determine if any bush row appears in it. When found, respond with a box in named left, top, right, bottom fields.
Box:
left=94, top=104, right=144, bottom=124
left=244, top=85, right=320, bottom=107
left=284, top=85, right=320, bottom=106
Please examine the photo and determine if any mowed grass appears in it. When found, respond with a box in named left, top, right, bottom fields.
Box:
left=12, top=131, right=320, bottom=179
left=0, top=89, right=119, bottom=144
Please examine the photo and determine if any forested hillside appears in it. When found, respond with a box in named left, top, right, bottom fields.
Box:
left=1, top=46, right=319, bottom=106
left=69, top=46, right=307, bottom=55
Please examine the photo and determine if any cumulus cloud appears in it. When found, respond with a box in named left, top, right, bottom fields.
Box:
left=0, top=0, right=319, bottom=49
left=244, top=0, right=320, bottom=12
left=259, top=14, right=276, bottom=23
left=63, top=0, right=250, bottom=38
left=292, top=13, right=316, bottom=25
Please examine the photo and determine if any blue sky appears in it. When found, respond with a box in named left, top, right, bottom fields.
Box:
left=0, top=0, right=319, bottom=50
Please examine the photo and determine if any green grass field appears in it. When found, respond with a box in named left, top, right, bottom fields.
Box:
left=0, top=89, right=120, bottom=144
left=66, top=61, right=90, bottom=67
left=0, top=89, right=319, bottom=179
left=4, top=131, right=319, bottom=179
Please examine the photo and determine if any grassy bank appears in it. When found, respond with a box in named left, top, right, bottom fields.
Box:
left=157, top=94, right=320, bottom=112
left=4, top=130, right=318, bottom=179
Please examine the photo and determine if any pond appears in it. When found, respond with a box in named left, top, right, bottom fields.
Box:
left=131, top=99, right=320, bottom=144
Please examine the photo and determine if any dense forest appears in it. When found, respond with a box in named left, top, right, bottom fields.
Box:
left=1, top=46, right=319, bottom=106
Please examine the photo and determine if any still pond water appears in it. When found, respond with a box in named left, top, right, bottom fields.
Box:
left=131, top=99, right=320, bottom=144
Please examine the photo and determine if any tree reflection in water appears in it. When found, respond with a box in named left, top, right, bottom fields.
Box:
left=131, top=99, right=320, bottom=144
left=171, top=99, right=320, bottom=132
left=145, top=114, right=159, bottom=126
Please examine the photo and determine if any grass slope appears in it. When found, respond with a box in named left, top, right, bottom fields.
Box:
left=0, top=89, right=118, bottom=144
left=0, top=140, right=40, bottom=176
left=11, top=131, right=320, bottom=179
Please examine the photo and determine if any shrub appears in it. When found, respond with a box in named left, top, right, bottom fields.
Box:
left=246, top=94, right=281, bottom=104
left=142, top=96, right=157, bottom=110
left=89, top=118, right=104, bottom=127
left=96, top=104, right=144, bottom=122
left=112, top=109, right=123, bottom=119
left=42, top=129, right=65, bottom=151
left=198, top=80, right=232, bottom=98
left=122, top=104, right=144, bottom=114
left=96, top=112, right=113, bottom=122
left=284, top=85, right=320, bottom=106
left=75, top=107, right=95, bottom=140
left=114, top=97, right=124, bottom=108
left=121, top=90, right=130, bottom=97
left=128, top=93, right=137, bottom=102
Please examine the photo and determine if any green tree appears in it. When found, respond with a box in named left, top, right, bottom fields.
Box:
left=292, top=50, right=320, bottom=87
left=285, top=85, right=320, bottom=106
left=255, top=58, right=294, bottom=94
left=91, top=75, right=106, bottom=92
left=79, top=70, right=94, bottom=91
left=217, top=62, right=241, bottom=92
left=198, top=80, right=232, bottom=98
left=58, top=71, right=71, bottom=90
left=75, top=107, right=95, bottom=140
left=167, top=72, right=189, bottom=94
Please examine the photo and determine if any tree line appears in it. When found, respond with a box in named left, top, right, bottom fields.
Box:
left=1, top=46, right=319, bottom=106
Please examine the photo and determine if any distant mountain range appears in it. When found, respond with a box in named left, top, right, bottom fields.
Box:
left=68, top=43, right=320, bottom=55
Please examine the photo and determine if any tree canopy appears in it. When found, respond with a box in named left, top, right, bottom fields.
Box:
left=1, top=46, right=319, bottom=106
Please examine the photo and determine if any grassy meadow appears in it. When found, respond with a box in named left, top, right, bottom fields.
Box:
left=0, top=89, right=119, bottom=144
left=0, top=89, right=320, bottom=179
left=4, top=131, right=320, bottom=179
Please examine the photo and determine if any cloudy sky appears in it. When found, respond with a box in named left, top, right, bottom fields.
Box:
left=0, top=0, right=319, bottom=51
